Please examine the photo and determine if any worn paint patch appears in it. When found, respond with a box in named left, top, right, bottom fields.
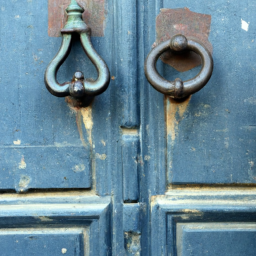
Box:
left=166, top=96, right=191, bottom=171
left=18, top=157, right=27, bottom=169
left=95, top=153, right=107, bottom=160
left=155, top=8, right=212, bottom=72
left=37, top=216, right=54, bottom=222
left=48, top=0, right=106, bottom=37
left=182, top=209, right=202, bottom=214
left=124, top=232, right=141, bottom=255
left=166, top=96, right=191, bottom=142
left=18, top=175, right=30, bottom=191
left=72, top=164, right=85, bottom=172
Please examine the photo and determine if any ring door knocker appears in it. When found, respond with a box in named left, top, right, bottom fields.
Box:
left=144, top=35, right=213, bottom=99
left=45, top=0, right=110, bottom=103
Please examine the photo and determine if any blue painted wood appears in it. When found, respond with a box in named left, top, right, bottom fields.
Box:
left=162, top=0, right=256, bottom=184
left=0, top=230, right=85, bottom=256
left=122, top=132, right=140, bottom=202
left=123, top=203, right=141, bottom=233
left=0, top=195, right=111, bottom=255
left=1, top=0, right=256, bottom=255
left=115, top=0, right=140, bottom=128
left=177, top=223, right=256, bottom=256
left=151, top=191, right=256, bottom=255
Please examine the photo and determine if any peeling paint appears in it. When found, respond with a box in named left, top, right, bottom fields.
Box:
left=18, top=157, right=27, bottom=169
left=48, top=0, right=106, bottom=37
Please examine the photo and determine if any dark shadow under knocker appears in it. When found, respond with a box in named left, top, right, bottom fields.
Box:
left=45, top=0, right=110, bottom=105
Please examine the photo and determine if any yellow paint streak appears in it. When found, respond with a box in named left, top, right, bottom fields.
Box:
left=81, top=107, right=93, bottom=147
left=13, top=140, right=21, bottom=145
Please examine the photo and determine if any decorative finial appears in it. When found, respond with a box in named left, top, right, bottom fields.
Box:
left=61, top=0, right=90, bottom=33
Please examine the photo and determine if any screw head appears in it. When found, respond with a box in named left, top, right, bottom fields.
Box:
left=170, top=35, right=188, bottom=51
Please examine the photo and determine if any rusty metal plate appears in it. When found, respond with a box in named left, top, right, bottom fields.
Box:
left=48, top=0, right=106, bottom=37
left=155, top=8, right=212, bottom=72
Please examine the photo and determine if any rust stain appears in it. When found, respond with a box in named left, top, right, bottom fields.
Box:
left=65, top=97, right=93, bottom=148
left=48, top=0, right=106, bottom=37
left=155, top=8, right=212, bottom=72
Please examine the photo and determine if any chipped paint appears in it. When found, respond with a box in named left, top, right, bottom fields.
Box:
left=13, top=140, right=21, bottom=145
left=48, top=0, right=106, bottom=37
left=72, top=164, right=86, bottom=172
left=18, top=157, right=27, bottom=169
left=124, top=232, right=141, bottom=255
left=96, top=153, right=107, bottom=160
left=155, top=8, right=212, bottom=72
left=18, top=175, right=30, bottom=190
left=62, top=248, right=67, bottom=254
left=144, top=155, right=151, bottom=161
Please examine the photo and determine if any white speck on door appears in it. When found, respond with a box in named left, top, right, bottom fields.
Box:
left=241, top=19, right=249, bottom=31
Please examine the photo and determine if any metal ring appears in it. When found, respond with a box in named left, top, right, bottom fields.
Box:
left=144, top=35, right=213, bottom=99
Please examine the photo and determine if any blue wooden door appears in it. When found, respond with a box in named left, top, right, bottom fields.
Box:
left=0, top=0, right=256, bottom=255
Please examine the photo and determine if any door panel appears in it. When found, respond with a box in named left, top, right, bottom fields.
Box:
left=176, top=223, right=256, bottom=256
left=0, top=195, right=111, bottom=256
left=162, top=0, right=256, bottom=184
left=151, top=190, right=256, bottom=255
left=0, top=0, right=114, bottom=192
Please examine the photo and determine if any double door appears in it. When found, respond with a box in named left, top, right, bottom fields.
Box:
left=0, top=0, right=256, bottom=255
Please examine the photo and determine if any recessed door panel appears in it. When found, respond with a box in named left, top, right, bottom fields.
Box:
left=177, top=223, right=256, bottom=256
